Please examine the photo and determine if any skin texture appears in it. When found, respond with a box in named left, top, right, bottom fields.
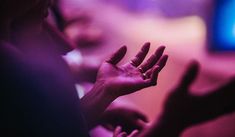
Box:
left=81, top=43, right=168, bottom=128
left=97, top=43, right=168, bottom=97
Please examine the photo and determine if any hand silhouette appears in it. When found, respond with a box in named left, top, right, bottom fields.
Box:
left=161, top=61, right=235, bottom=131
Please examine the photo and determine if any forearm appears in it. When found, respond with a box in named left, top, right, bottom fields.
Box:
left=80, top=81, right=116, bottom=129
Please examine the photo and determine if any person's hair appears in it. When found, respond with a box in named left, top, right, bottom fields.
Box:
left=0, top=1, right=6, bottom=16
left=0, top=0, right=40, bottom=21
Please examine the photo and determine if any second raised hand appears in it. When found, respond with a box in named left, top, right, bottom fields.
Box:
left=96, top=42, right=168, bottom=98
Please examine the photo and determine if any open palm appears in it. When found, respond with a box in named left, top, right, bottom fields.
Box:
left=96, top=43, right=168, bottom=97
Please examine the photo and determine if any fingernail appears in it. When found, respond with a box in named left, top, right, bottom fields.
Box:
left=142, top=42, right=151, bottom=50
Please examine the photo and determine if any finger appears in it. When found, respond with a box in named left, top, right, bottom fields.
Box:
left=107, top=46, right=127, bottom=65
left=132, top=70, right=160, bottom=91
left=134, top=78, right=156, bottom=90
left=128, top=130, right=139, bottom=137
left=136, top=120, right=148, bottom=129
left=145, top=55, right=168, bottom=79
left=103, top=123, right=115, bottom=131
left=134, top=119, right=148, bottom=130
left=133, top=112, right=149, bottom=122
left=145, top=65, right=158, bottom=79
left=139, top=46, right=165, bottom=72
left=118, top=132, right=128, bottom=137
left=149, top=66, right=160, bottom=86
left=178, top=61, right=199, bottom=90
left=130, top=42, right=150, bottom=67
left=113, top=126, right=122, bottom=137
left=157, top=55, right=168, bottom=71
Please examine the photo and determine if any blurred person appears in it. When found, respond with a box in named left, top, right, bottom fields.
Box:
left=0, top=0, right=89, bottom=136
left=48, top=1, right=153, bottom=134
left=43, top=21, right=101, bottom=83
left=46, top=0, right=235, bottom=136
left=0, top=0, right=168, bottom=136
left=10, top=0, right=162, bottom=133
left=45, top=0, right=105, bottom=82
left=9, top=0, right=152, bottom=135
left=3, top=1, right=235, bottom=137
left=49, top=0, right=104, bottom=48
left=9, top=1, right=101, bottom=83
left=12, top=1, right=160, bottom=135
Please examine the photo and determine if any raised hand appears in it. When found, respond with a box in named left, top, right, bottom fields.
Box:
left=100, top=107, right=148, bottom=134
left=96, top=42, right=168, bottom=98
left=160, top=61, right=235, bottom=132
left=81, top=43, right=168, bottom=129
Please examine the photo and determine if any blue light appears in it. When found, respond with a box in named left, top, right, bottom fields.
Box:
left=213, top=0, right=235, bottom=50
left=233, top=24, right=235, bottom=36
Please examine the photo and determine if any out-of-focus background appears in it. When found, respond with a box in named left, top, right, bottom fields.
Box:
left=50, top=0, right=235, bottom=136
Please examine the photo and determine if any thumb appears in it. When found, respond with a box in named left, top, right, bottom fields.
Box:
left=127, top=130, right=139, bottom=137
left=178, top=61, right=199, bottom=90
left=106, top=46, right=127, bottom=65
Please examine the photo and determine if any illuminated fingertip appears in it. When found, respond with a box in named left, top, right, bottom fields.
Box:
left=159, top=45, right=166, bottom=50
left=145, top=42, right=151, bottom=45
left=163, top=54, right=169, bottom=59
left=120, top=45, right=127, bottom=51
left=142, top=42, right=151, bottom=51
left=155, top=45, right=166, bottom=54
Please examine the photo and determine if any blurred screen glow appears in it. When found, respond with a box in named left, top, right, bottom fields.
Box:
left=213, top=0, right=235, bottom=50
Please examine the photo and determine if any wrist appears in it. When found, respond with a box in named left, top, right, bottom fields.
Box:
left=80, top=81, right=117, bottom=128
left=93, top=80, right=119, bottom=100
left=87, top=80, right=117, bottom=103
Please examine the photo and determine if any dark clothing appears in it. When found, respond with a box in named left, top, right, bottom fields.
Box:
left=0, top=41, right=90, bottom=137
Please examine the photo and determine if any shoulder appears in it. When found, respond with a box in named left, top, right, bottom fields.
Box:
left=0, top=41, right=26, bottom=81
left=0, top=40, right=23, bottom=61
